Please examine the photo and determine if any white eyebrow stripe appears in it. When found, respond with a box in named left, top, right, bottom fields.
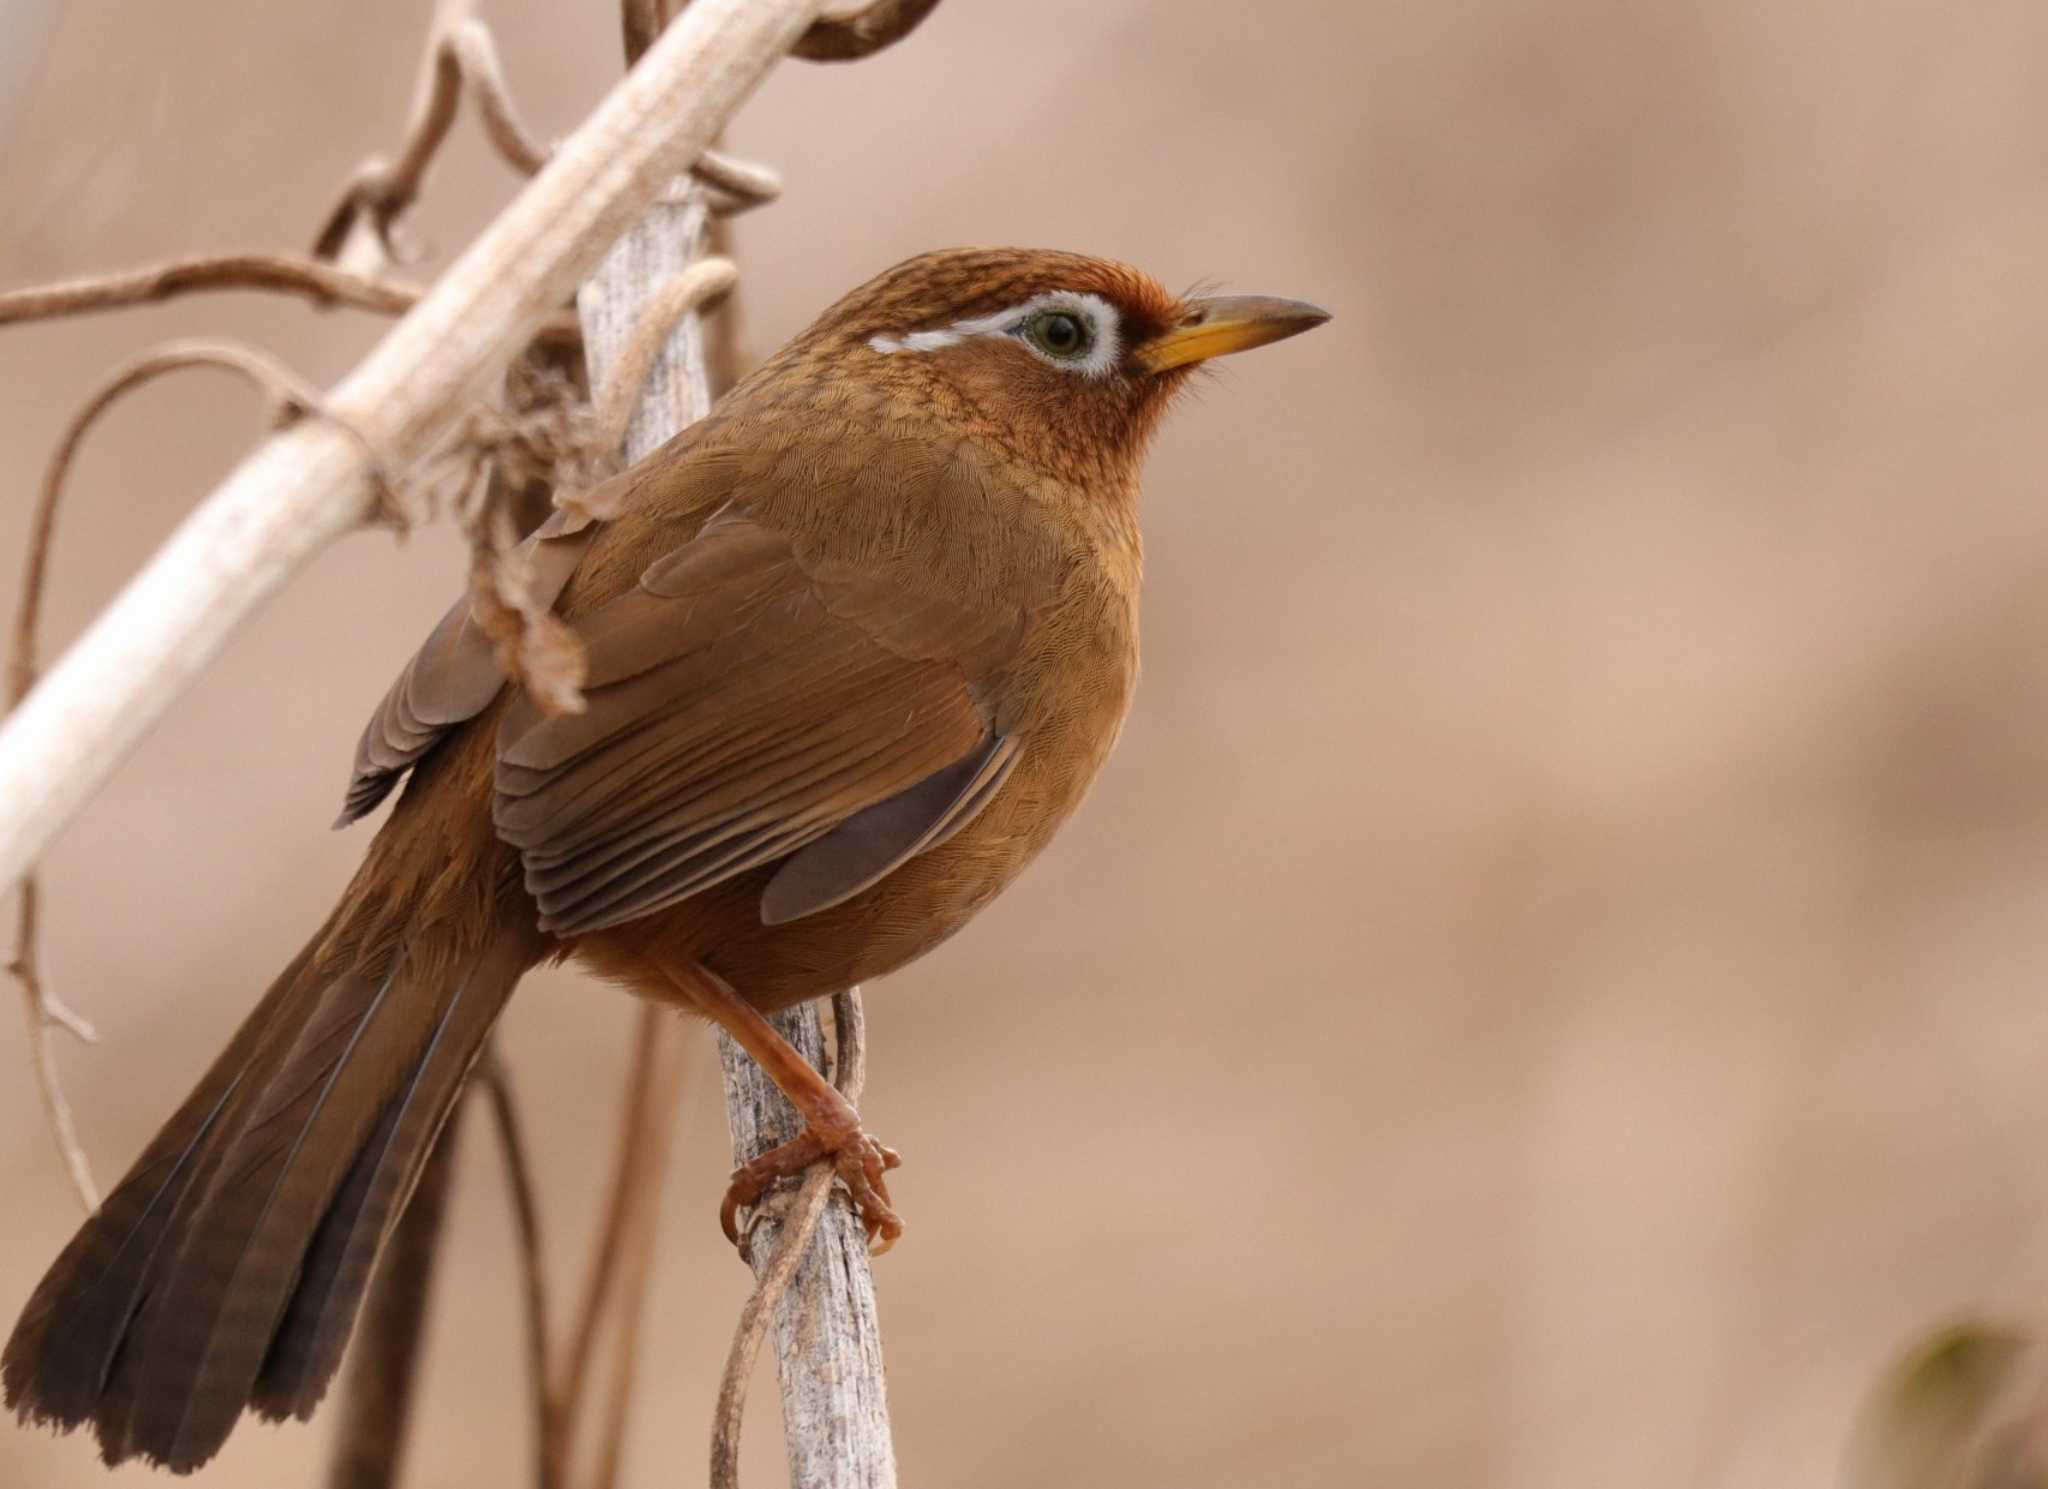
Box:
left=868, top=291, right=1124, bottom=377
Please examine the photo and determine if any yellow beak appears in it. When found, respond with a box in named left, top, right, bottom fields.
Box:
left=1133, top=294, right=1331, bottom=373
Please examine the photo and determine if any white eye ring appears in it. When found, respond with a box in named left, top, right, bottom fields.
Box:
left=869, top=291, right=1124, bottom=378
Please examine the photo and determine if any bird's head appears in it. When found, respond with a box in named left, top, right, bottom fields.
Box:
left=769, top=247, right=1328, bottom=491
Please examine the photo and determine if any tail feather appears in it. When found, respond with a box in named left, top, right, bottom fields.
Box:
left=253, top=945, right=517, bottom=1420
left=2, top=940, right=318, bottom=1431
left=2, top=919, right=534, bottom=1474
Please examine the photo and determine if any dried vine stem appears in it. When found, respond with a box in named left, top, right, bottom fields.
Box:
left=0, top=253, right=584, bottom=346
left=7, top=340, right=320, bottom=1214
left=591, top=255, right=737, bottom=454
left=0, top=254, right=419, bottom=326
left=316, top=0, right=782, bottom=274
left=313, top=0, right=550, bottom=268
left=8, top=882, right=97, bottom=1213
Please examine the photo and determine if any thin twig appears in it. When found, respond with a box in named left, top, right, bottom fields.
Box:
left=6, top=339, right=318, bottom=1214
left=8, top=882, right=97, bottom=1212
left=323, top=1103, right=466, bottom=1489
left=711, top=1168, right=838, bottom=1487
left=0, top=251, right=587, bottom=342
left=313, top=1, right=548, bottom=266
left=478, top=1047, right=562, bottom=1489
left=317, top=1, right=781, bottom=270
left=0, top=254, right=417, bottom=325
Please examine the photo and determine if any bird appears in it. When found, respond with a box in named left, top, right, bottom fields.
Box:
left=3, top=246, right=1326, bottom=1472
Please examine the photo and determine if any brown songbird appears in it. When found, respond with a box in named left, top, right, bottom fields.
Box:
left=4, top=247, right=1326, bottom=1471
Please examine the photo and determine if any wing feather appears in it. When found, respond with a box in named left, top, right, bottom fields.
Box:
left=495, top=513, right=1024, bottom=935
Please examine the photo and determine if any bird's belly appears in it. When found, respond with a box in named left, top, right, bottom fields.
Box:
left=575, top=727, right=1115, bottom=1013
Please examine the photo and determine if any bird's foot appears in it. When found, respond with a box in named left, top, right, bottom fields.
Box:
left=721, top=1123, right=904, bottom=1255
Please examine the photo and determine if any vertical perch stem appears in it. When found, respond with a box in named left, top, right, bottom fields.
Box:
left=716, top=997, right=897, bottom=1488
left=573, top=86, right=895, bottom=1487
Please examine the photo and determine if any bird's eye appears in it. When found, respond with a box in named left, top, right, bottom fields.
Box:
left=1022, top=309, right=1092, bottom=360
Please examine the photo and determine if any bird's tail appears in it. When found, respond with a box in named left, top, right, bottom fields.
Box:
left=1, top=893, right=540, bottom=1473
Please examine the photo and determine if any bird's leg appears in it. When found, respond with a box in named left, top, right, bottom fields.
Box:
left=660, top=960, right=903, bottom=1253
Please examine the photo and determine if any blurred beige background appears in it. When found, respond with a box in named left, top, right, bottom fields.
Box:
left=5, top=1, right=2048, bottom=1485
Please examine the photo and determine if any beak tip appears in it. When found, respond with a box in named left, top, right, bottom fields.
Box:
left=1139, top=293, right=1332, bottom=372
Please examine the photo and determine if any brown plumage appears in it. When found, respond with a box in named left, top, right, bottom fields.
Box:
left=3, top=247, right=1326, bottom=1472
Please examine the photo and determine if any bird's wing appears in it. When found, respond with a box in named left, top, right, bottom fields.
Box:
left=338, top=501, right=601, bottom=824
left=493, top=508, right=1025, bottom=935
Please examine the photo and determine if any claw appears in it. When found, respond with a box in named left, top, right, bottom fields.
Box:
left=721, top=1127, right=904, bottom=1254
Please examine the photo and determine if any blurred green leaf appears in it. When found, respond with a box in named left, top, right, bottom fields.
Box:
left=1845, top=1322, right=2048, bottom=1489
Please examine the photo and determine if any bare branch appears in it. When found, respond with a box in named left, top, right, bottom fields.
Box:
left=792, top=0, right=943, bottom=61
left=313, top=3, right=549, bottom=267
left=9, top=881, right=97, bottom=1212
